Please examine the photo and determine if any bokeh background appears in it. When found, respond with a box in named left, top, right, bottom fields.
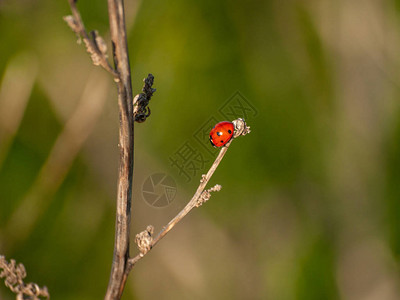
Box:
left=1, top=0, right=400, bottom=299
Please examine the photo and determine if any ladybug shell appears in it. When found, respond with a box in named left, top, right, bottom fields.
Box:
left=209, top=121, right=235, bottom=147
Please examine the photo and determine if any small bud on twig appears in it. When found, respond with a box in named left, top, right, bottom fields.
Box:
left=200, top=174, right=207, bottom=183
left=196, top=184, right=222, bottom=207
left=232, top=118, right=251, bottom=138
left=135, top=225, right=154, bottom=256
left=63, top=15, right=79, bottom=32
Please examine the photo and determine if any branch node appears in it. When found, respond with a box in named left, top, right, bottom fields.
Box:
left=232, top=118, right=251, bottom=138
left=135, top=225, right=154, bottom=255
left=196, top=184, right=222, bottom=207
left=200, top=174, right=207, bottom=183
left=133, top=74, right=156, bottom=123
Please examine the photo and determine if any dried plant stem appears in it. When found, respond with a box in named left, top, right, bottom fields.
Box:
left=104, top=0, right=134, bottom=300
left=65, top=0, right=118, bottom=78
left=125, top=140, right=232, bottom=272
left=67, top=0, right=135, bottom=298
left=65, top=1, right=158, bottom=299
left=153, top=144, right=230, bottom=243
left=127, top=118, right=250, bottom=272
left=0, top=255, right=49, bottom=300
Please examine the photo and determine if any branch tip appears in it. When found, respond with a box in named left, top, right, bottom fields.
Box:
left=232, top=118, right=251, bottom=138
left=63, top=15, right=79, bottom=32
left=64, top=2, right=118, bottom=78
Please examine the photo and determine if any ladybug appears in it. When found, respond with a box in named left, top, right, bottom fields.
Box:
left=209, top=121, right=235, bottom=147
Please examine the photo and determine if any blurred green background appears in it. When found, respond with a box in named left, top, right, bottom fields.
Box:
left=1, top=0, right=400, bottom=299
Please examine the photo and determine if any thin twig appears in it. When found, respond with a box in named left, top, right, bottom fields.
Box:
left=64, top=0, right=118, bottom=78
left=126, top=118, right=251, bottom=272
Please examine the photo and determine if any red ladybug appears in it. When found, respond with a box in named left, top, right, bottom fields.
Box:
left=209, top=121, right=235, bottom=147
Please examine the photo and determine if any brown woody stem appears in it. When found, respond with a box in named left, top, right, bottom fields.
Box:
left=104, top=0, right=134, bottom=299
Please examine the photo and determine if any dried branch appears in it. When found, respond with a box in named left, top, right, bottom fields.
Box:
left=0, top=255, right=49, bottom=300
left=64, top=0, right=118, bottom=78
left=104, top=0, right=135, bottom=299
left=65, top=1, right=157, bottom=299
left=126, top=118, right=251, bottom=271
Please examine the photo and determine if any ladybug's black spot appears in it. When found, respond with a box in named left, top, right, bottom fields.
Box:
left=217, top=131, right=223, bottom=136
left=228, top=130, right=232, bottom=134
left=220, top=140, right=224, bottom=143
left=210, top=136, right=217, bottom=148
